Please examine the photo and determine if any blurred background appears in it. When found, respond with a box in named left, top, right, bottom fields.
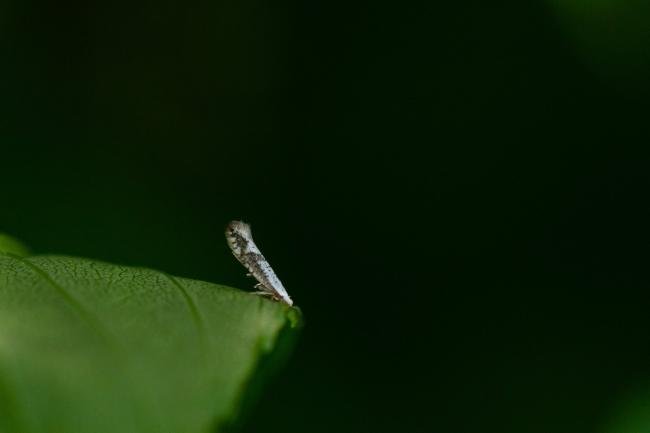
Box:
left=2, top=1, right=650, bottom=432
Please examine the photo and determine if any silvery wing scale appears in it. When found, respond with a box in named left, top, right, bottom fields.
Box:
left=225, top=221, right=293, bottom=306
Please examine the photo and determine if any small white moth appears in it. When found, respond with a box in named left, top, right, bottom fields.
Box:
left=225, top=220, right=293, bottom=306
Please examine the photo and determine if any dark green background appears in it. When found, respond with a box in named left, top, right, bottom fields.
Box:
left=2, top=1, right=650, bottom=432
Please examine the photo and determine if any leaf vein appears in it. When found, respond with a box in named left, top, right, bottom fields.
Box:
left=162, top=273, right=207, bottom=353
left=13, top=256, right=113, bottom=343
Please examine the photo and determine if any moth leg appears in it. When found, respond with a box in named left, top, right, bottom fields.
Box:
left=252, top=283, right=276, bottom=299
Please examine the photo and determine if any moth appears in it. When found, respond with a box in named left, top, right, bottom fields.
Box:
left=225, top=220, right=293, bottom=306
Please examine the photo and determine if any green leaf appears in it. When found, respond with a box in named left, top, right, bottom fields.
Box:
left=0, top=253, right=301, bottom=433
left=0, top=234, right=30, bottom=257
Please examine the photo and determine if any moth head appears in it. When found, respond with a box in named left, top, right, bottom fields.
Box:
left=225, top=220, right=252, bottom=255
left=226, top=220, right=251, bottom=238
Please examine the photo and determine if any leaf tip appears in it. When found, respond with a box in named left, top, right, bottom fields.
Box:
left=285, top=306, right=304, bottom=329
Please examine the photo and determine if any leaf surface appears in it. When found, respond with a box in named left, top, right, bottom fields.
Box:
left=0, top=254, right=300, bottom=433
